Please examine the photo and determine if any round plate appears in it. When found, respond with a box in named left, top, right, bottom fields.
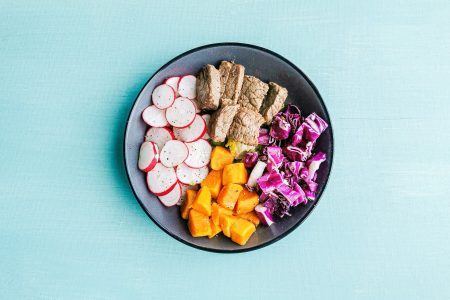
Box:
left=124, top=43, right=333, bottom=253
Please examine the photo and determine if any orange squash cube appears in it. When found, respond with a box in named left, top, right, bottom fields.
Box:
left=208, top=218, right=222, bottom=238
left=211, top=202, right=233, bottom=226
left=210, top=146, right=234, bottom=170
left=234, top=188, right=259, bottom=214
left=192, top=186, right=212, bottom=216
left=188, top=209, right=211, bottom=237
left=230, top=218, right=256, bottom=245
left=217, top=184, right=243, bottom=210
left=222, top=163, right=248, bottom=185
left=200, top=169, right=222, bottom=198
left=180, top=189, right=197, bottom=220
left=236, top=211, right=260, bottom=226
left=219, top=214, right=238, bottom=237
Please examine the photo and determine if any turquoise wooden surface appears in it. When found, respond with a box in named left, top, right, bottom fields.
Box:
left=1, top=1, right=449, bottom=299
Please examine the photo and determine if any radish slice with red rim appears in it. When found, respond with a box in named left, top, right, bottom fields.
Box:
left=138, top=141, right=159, bottom=172
left=146, top=163, right=178, bottom=196
left=160, top=140, right=188, bottom=167
left=178, top=75, right=196, bottom=99
left=164, top=76, right=180, bottom=94
left=176, top=163, right=208, bottom=185
left=142, top=105, right=169, bottom=127
left=201, top=114, right=211, bottom=139
left=173, top=115, right=206, bottom=142
left=165, top=97, right=196, bottom=128
left=184, top=139, right=212, bottom=168
left=192, top=99, right=201, bottom=113
left=158, top=183, right=181, bottom=207
left=152, top=84, right=175, bottom=109
left=145, top=127, right=175, bottom=150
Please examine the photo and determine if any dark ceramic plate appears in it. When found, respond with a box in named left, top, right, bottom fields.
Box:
left=124, top=43, right=333, bottom=253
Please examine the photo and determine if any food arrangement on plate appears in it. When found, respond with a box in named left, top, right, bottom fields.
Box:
left=138, top=61, right=328, bottom=246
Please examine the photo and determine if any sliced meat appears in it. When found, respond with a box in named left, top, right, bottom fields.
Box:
left=220, top=98, right=234, bottom=107
left=260, top=82, right=288, bottom=124
left=238, top=75, right=269, bottom=112
left=208, top=103, right=239, bottom=143
left=219, top=61, right=232, bottom=97
left=228, top=107, right=264, bottom=146
left=219, top=61, right=245, bottom=106
left=196, top=64, right=220, bottom=110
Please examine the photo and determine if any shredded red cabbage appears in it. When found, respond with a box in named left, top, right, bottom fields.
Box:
left=255, top=105, right=328, bottom=225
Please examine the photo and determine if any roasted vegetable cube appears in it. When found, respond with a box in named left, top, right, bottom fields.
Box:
left=222, top=163, right=248, bottom=185
left=180, top=189, right=197, bottom=220
left=230, top=218, right=256, bottom=245
left=200, top=169, right=222, bottom=198
left=234, top=188, right=259, bottom=214
left=192, top=186, right=212, bottom=216
left=217, top=184, right=243, bottom=210
left=211, top=202, right=233, bottom=226
left=188, top=209, right=211, bottom=237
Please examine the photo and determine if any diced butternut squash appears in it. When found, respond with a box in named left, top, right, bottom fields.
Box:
left=230, top=218, right=256, bottom=246
left=210, top=146, right=234, bottom=170
left=208, top=218, right=222, bottom=238
left=234, top=188, right=259, bottom=214
left=217, top=184, right=243, bottom=210
left=200, top=169, right=222, bottom=198
left=192, top=186, right=212, bottom=216
left=236, top=211, right=260, bottom=226
left=219, top=214, right=238, bottom=237
left=211, top=202, right=233, bottom=226
left=188, top=209, right=211, bottom=237
left=180, top=189, right=197, bottom=220
left=222, top=163, right=248, bottom=185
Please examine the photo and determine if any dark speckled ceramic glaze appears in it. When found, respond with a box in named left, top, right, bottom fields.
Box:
left=124, top=43, right=333, bottom=253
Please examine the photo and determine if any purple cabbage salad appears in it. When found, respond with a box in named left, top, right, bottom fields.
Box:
left=253, top=104, right=328, bottom=225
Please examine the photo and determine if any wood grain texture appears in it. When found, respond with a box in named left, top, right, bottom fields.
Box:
left=0, top=0, right=449, bottom=299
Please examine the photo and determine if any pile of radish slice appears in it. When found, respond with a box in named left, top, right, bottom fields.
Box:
left=138, top=75, right=212, bottom=207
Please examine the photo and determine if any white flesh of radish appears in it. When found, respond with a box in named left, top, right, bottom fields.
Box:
left=138, top=141, right=158, bottom=172
left=152, top=84, right=175, bottom=109
left=158, top=183, right=181, bottom=207
left=145, top=127, right=175, bottom=151
left=172, top=115, right=206, bottom=142
left=160, top=140, right=188, bottom=167
left=177, top=75, right=196, bottom=99
left=146, top=163, right=177, bottom=196
left=142, top=105, right=169, bottom=127
left=176, top=163, right=208, bottom=185
left=184, top=139, right=212, bottom=168
left=165, top=97, right=196, bottom=128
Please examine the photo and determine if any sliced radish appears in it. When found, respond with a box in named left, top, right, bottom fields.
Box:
left=165, top=97, right=196, bottom=128
left=178, top=183, right=199, bottom=205
left=178, top=75, right=196, bottom=99
left=142, top=105, right=169, bottom=127
left=173, top=115, right=206, bottom=142
left=146, top=163, right=178, bottom=196
left=160, top=140, right=189, bottom=167
left=145, top=127, right=175, bottom=150
left=164, top=76, right=180, bottom=94
left=158, top=183, right=181, bottom=207
left=152, top=84, right=175, bottom=109
left=138, top=142, right=159, bottom=172
left=201, top=114, right=211, bottom=139
left=184, top=139, right=212, bottom=168
left=176, top=163, right=208, bottom=185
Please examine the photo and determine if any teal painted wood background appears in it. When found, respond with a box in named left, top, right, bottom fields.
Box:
left=1, top=1, right=449, bottom=299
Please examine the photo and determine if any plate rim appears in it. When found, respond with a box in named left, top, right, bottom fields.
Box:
left=123, top=42, right=334, bottom=253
